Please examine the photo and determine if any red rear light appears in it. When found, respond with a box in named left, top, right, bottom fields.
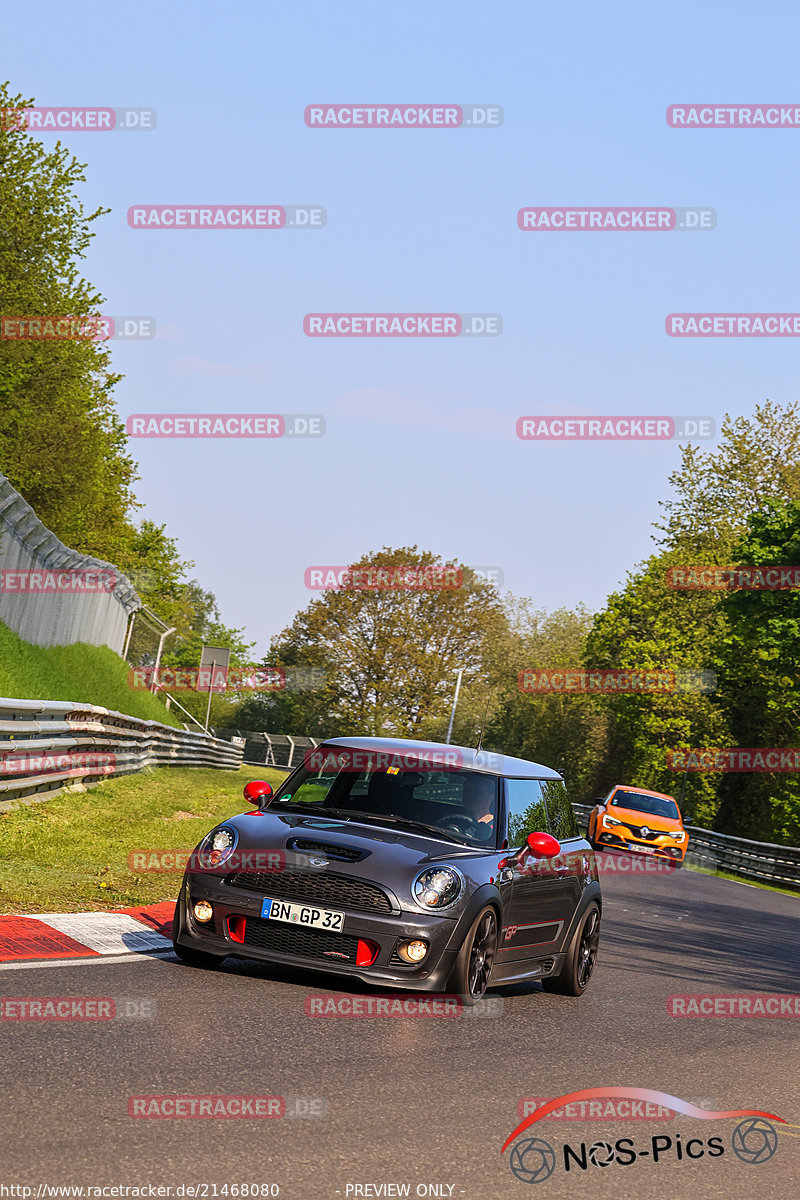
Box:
left=227, top=915, right=246, bottom=943
left=356, top=939, right=379, bottom=966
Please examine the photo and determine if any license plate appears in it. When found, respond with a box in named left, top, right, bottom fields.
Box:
left=637, top=846, right=655, bottom=854
left=261, top=897, right=345, bottom=932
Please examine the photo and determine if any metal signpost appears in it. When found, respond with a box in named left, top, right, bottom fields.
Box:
left=197, top=645, right=231, bottom=733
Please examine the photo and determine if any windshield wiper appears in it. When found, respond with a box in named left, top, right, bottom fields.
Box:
left=364, top=812, right=470, bottom=846
left=275, top=804, right=471, bottom=846
left=272, top=802, right=352, bottom=818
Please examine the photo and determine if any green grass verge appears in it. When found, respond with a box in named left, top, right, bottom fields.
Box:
left=0, top=764, right=289, bottom=913
left=0, top=618, right=182, bottom=726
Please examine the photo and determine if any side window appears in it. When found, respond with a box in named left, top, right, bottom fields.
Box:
left=541, top=779, right=579, bottom=840
left=505, top=779, right=550, bottom=847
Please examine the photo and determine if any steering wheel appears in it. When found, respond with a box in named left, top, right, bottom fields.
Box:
left=440, top=814, right=483, bottom=837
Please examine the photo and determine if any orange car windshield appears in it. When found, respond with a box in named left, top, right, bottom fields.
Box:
left=611, top=790, right=680, bottom=820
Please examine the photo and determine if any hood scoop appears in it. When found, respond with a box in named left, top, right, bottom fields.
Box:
left=287, top=837, right=368, bottom=863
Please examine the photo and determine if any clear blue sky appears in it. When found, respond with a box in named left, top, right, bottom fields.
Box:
left=6, top=1, right=800, bottom=653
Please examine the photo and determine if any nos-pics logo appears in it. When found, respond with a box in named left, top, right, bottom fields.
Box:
left=501, top=1088, right=783, bottom=1183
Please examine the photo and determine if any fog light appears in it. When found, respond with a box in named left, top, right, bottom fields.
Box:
left=193, top=900, right=213, bottom=923
left=397, top=939, right=428, bottom=964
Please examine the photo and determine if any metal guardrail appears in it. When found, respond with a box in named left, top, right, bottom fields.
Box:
left=213, top=729, right=320, bottom=771
left=0, top=471, right=140, bottom=654
left=0, top=696, right=243, bottom=810
left=572, top=802, right=800, bottom=889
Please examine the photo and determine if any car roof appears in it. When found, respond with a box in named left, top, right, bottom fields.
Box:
left=320, top=736, right=563, bottom=780
left=610, top=784, right=677, bottom=803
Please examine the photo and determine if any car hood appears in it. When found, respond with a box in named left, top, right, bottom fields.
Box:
left=221, top=809, right=500, bottom=874
left=609, top=805, right=682, bottom=830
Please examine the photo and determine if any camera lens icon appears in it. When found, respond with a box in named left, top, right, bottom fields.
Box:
left=731, top=1118, right=778, bottom=1165
left=588, top=1140, right=615, bottom=1167
left=509, top=1137, right=557, bottom=1184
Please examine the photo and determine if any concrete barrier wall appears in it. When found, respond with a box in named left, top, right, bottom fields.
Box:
left=0, top=472, right=139, bottom=653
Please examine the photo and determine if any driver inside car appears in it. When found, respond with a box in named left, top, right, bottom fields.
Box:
left=461, top=773, right=497, bottom=841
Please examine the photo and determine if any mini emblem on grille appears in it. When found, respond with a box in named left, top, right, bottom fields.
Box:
left=307, top=857, right=328, bottom=867
left=323, top=951, right=349, bottom=959
left=641, top=826, right=651, bottom=837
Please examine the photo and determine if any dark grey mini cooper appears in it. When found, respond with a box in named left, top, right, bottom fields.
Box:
left=172, top=737, right=601, bottom=1003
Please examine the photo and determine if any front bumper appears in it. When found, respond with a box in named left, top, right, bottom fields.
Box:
left=595, top=831, right=686, bottom=861
left=174, top=871, right=464, bottom=992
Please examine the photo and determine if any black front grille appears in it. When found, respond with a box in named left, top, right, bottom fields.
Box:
left=242, top=917, right=361, bottom=962
left=228, top=869, right=393, bottom=913
left=625, top=823, right=664, bottom=841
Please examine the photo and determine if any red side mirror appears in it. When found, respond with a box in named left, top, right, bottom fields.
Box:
left=525, top=831, right=561, bottom=858
left=244, top=780, right=273, bottom=808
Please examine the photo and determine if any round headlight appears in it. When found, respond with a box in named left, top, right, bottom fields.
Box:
left=198, top=824, right=238, bottom=869
left=193, top=900, right=213, bottom=923
left=413, top=866, right=463, bottom=909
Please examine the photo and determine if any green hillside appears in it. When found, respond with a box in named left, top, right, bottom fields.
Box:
left=0, top=619, right=182, bottom=726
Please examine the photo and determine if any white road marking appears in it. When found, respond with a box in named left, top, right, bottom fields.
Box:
left=26, top=912, right=171, bottom=955
left=0, top=950, right=175, bottom=972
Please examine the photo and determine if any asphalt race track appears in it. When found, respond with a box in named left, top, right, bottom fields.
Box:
left=1, top=867, right=798, bottom=1200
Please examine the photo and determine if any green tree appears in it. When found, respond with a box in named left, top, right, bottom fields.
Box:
left=584, top=550, right=730, bottom=824
left=0, top=83, right=137, bottom=561
left=486, top=601, right=608, bottom=803
left=585, top=400, right=800, bottom=829
left=233, top=548, right=508, bottom=739
left=711, top=501, right=800, bottom=843
left=657, top=399, right=800, bottom=556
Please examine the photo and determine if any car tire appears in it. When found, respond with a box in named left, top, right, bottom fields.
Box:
left=541, top=902, right=600, bottom=997
left=447, top=905, right=498, bottom=1006
left=172, top=905, right=227, bottom=969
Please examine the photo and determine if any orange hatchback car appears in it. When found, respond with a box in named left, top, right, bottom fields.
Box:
left=587, top=785, right=687, bottom=865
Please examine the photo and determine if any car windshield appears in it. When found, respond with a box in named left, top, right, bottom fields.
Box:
left=611, top=789, right=680, bottom=820
left=272, top=758, right=499, bottom=849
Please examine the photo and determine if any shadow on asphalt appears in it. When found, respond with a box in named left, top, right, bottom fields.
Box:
left=599, top=886, right=800, bottom=991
